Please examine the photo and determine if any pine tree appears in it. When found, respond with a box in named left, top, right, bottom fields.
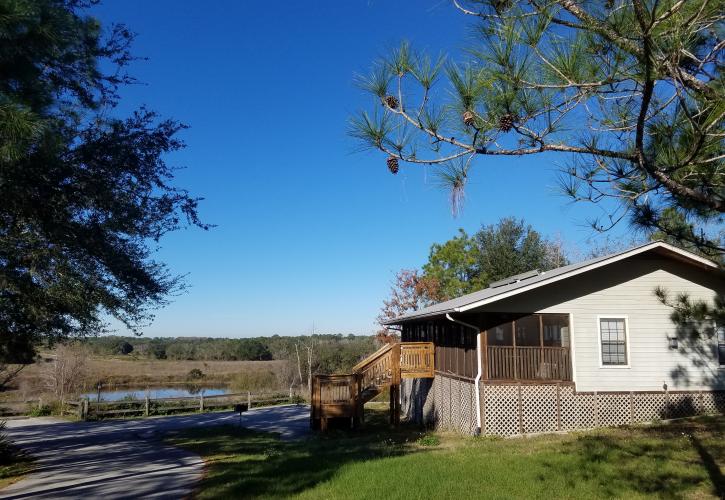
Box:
left=350, top=1, right=724, bottom=261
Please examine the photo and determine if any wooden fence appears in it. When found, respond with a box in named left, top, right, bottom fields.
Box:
left=1, top=391, right=300, bottom=420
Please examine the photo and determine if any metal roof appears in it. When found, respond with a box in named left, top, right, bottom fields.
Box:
left=383, top=241, right=719, bottom=324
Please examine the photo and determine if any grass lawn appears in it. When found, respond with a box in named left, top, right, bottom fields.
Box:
left=166, top=410, right=725, bottom=499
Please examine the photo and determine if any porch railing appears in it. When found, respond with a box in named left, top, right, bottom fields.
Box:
left=400, top=342, right=434, bottom=379
left=486, top=346, right=571, bottom=381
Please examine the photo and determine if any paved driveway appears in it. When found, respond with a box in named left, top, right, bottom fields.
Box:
left=0, top=404, right=310, bottom=499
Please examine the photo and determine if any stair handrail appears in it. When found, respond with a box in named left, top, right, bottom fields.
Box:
left=351, top=343, right=394, bottom=374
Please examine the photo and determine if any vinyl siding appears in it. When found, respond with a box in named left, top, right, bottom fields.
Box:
left=473, top=255, right=724, bottom=391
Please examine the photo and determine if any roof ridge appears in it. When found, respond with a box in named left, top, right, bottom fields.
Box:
left=383, top=241, right=717, bottom=324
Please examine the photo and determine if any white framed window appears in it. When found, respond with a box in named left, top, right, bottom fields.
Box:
left=717, top=326, right=725, bottom=367
left=598, top=316, right=629, bottom=367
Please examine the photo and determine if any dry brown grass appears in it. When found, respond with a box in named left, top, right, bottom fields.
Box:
left=2, top=356, right=286, bottom=402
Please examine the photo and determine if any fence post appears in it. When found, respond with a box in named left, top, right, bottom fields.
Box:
left=144, top=396, right=150, bottom=417
left=247, top=391, right=252, bottom=410
left=83, top=398, right=89, bottom=421
left=199, top=394, right=204, bottom=413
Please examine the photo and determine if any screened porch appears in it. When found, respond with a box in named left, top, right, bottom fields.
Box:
left=483, top=313, right=572, bottom=382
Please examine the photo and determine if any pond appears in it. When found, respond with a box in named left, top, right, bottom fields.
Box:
left=81, top=386, right=231, bottom=402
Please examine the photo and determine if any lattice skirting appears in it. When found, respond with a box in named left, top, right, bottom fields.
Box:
left=481, top=383, right=725, bottom=437
left=403, top=377, right=725, bottom=436
left=401, top=374, right=477, bottom=434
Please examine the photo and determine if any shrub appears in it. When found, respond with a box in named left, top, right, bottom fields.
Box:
left=27, top=404, right=52, bottom=417
left=187, top=368, right=205, bottom=380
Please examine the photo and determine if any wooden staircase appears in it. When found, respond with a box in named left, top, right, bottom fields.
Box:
left=310, top=342, right=434, bottom=431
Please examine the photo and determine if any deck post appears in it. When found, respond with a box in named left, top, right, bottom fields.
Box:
left=247, top=391, right=252, bottom=410
left=390, top=343, right=401, bottom=426
left=199, top=394, right=204, bottom=413
left=144, top=396, right=149, bottom=417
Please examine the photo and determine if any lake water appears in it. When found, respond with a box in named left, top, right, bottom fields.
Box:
left=81, top=386, right=231, bottom=402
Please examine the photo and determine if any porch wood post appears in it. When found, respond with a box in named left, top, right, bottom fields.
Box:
left=483, top=330, right=489, bottom=380
left=517, top=382, right=523, bottom=434
left=556, top=383, right=561, bottom=431
left=539, top=315, right=544, bottom=377
left=512, top=320, right=518, bottom=380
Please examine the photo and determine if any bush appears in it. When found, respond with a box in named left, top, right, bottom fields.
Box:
left=27, top=404, right=52, bottom=417
left=187, top=368, right=205, bottom=380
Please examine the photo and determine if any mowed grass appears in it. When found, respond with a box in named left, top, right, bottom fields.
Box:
left=166, top=410, right=725, bottom=499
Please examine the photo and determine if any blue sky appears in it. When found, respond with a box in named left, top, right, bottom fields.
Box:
left=92, top=1, right=629, bottom=338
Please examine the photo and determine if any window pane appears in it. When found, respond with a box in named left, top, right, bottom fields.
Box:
left=600, top=318, right=627, bottom=365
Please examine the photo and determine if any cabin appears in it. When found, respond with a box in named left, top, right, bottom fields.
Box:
left=385, top=241, right=725, bottom=436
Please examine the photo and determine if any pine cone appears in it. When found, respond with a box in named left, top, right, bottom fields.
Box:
left=493, top=0, right=512, bottom=14
left=384, top=95, right=399, bottom=109
left=462, top=110, right=475, bottom=127
left=386, top=156, right=399, bottom=175
left=498, top=113, right=515, bottom=132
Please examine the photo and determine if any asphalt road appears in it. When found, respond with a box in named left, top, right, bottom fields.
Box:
left=0, top=404, right=310, bottom=499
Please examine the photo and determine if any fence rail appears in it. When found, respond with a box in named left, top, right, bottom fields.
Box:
left=1, top=391, right=300, bottom=420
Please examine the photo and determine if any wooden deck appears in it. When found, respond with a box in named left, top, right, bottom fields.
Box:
left=311, top=342, right=434, bottom=430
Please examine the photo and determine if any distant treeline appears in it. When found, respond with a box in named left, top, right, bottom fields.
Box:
left=84, top=334, right=377, bottom=371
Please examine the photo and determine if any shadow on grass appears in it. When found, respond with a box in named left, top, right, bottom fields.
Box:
left=0, top=444, right=34, bottom=489
left=553, top=416, right=725, bottom=498
left=167, top=410, right=430, bottom=499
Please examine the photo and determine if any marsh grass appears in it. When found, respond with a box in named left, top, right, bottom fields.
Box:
left=2, top=358, right=286, bottom=401
left=167, top=411, right=725, bottom=500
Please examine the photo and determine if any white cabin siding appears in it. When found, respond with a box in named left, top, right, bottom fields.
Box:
left=475, top=255, right=724, bottom=392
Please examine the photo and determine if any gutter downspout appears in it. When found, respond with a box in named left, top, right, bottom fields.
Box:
left=445, top=313, right=482, bottom=435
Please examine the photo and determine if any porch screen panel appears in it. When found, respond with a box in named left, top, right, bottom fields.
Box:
left=487, top=322, right=513, bottom=346
left=542, top=314, right=570, bottom=347
left=600, top=318, right=627, bottom=365
left=515, top=315, right=540, bottom=346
